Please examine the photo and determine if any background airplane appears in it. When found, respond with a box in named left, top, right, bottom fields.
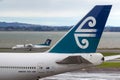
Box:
left=0, top=5, right=120, bottom=80
left=12, top=39, right=52, bottom=51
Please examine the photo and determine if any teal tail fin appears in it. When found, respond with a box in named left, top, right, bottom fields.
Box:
left=39, top=39, right=52, bottom=46
left=48, top=5, right=112, bottom=53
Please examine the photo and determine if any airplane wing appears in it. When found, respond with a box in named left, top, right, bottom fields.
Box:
left=12, top=45, right=24, bottom=49
left=34, top=45, right=50, bottom=48
left=104, top=55, right=120, bottom=62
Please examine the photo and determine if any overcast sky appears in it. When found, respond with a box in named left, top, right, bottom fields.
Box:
left=0, top=0, right=120, bottom=26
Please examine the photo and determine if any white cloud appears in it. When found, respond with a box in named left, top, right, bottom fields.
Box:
left=0, top=0, right=120, bottom=26
left=0, top=0, right=119, bottom=17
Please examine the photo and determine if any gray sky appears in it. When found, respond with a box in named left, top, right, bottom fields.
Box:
left=0, top=0, right=120, bottom=26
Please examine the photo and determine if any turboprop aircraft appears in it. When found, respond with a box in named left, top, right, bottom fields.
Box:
left=0, top=5, right=120, bottom=80
left=12, top=39, right=52, bottom=51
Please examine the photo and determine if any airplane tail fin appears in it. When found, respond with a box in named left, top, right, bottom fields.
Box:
left=48, top=5, right=112, bottom=53
left=40, top=39, right=52, bottom=46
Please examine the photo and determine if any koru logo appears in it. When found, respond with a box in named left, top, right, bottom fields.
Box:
left=74, top=16, right=97, bottom=49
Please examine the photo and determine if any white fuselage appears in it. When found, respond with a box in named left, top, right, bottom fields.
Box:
left=0, top=53, right=103, bottom=80
left=12, top=44, right=50, bottom=50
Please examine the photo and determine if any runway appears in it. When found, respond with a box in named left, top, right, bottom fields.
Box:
left=0, top=48, right=120, bottom=53
left=40, top=71, right=120, bottom=80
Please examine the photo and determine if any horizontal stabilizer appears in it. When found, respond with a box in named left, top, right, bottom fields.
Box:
left=104, top=55, right=120, bottom=62
left=56, top=56, right=91, bottom=64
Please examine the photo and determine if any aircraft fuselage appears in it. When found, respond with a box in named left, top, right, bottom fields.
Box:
left=0, top=53, right=103, bottom=80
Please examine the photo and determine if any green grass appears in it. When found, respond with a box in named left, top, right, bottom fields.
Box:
left=101, top=52, right=120, bottom=56
left=98, top=48, right=120, bottom=50
left=97, top=62, right=120, bottom=68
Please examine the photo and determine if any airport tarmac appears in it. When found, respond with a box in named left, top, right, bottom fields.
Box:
left=0, top=48, right=49, bottom=53
left=40, top=71, right=120, bottom=80
left=0, top=48, right=120, bottom=53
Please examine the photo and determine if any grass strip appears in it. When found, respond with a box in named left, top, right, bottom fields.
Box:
left=101, top=52, right=120, bottom=56
left=97, top=62, right=120, bottom=68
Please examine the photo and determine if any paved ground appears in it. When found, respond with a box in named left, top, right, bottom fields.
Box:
left=97, top=49, right=120, bottom=53
left=0, top=48, right=49, bottom=53
left=0, top=48, right=120, bottom=53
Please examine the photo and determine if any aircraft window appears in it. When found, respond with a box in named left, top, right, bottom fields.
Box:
left=32, top=67, right=34, bottom=69
left=46, top=67, right=50, bottom=69
left=30, top=67, right=32, bottom=69
left=0, top=66, right=36, bottom=69
left=39, top=67, right=43, bottom=69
